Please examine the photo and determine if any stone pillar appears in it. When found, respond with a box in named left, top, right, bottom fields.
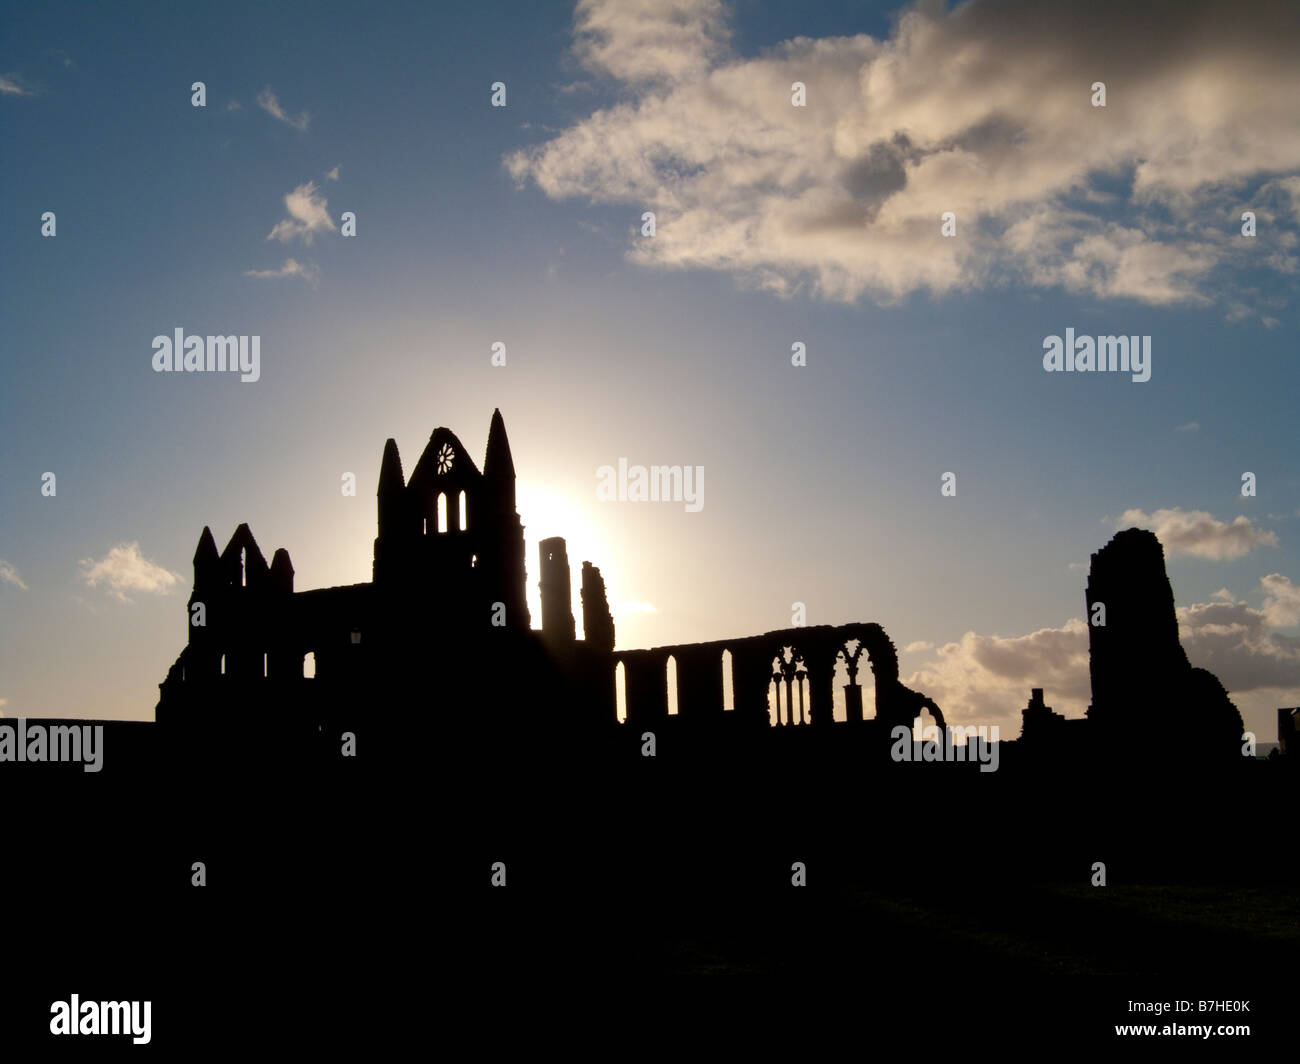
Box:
left=624, top=652, right=668, bottom=728
left=844, top=684, right=864, bottom=724
left=804, top=648, right=835, bottom=727
left=732, top=644, right=774, bottom=727
left=674, top=647, right=721, bottom=719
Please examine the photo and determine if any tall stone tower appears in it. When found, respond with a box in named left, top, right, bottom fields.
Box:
left=1085, top=528, right=1189, bottom=726
left=580, top=561, right=615, bottom=652
left=184, top=523, right=295, bottom=683
left=539, top=536, right=576, bottom=650
left=372, top=409, right=531, bottom=631
left=1085, top=528, right=1243, bottom=763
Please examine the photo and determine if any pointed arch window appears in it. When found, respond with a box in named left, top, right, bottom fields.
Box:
left=666, top=655, right=679, bottom=716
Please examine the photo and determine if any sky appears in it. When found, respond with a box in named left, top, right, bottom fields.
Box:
left=1, top=0, right=1298, bottom=741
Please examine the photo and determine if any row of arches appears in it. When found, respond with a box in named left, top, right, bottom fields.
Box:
left=613, top=649, right=879, bottom=726
left=612, top=635, right=941, bottom=736
left=217, top=651, right=317, bottom=678
left=615, top=650, right=739, bottom=717
left=422, top=491, right=469, bottom=535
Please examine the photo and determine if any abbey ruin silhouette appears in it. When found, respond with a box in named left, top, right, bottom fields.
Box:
left=17, top=411, right=1290, bottom=996
left=156, top=410, right=1248, bottom=769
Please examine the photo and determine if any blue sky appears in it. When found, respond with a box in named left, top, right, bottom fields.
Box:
left=2, top=0, right=1298, bottom=736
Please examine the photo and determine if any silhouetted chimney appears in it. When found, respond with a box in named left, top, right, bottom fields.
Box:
left=269, top=548, right=295, bottom=593
left=580, top=561, right=615, bottom=652
left=539, top=536, right=575, bottom=648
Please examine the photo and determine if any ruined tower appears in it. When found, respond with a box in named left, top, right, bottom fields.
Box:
left=539, top=536, right=576, bottom=650
left=1086, top=528, right=1189, bottom=724
left=1085, top=528, right=1243, bottom=763
left=372, top=409, right=531, bottom=631
left=580, top=561, right=615, bottom=653
left=158, top=410, right=620, bottom=728
left=181, top=523, right=296, bottom=685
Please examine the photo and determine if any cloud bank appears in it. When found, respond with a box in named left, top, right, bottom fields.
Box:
left=902, top=573, right=1300, bottom=731
left=508, top=0, right=1300, bottom=308
left=1117, top=508, right=1278, bottom=560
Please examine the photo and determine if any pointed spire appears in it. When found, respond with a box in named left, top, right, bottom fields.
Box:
left=193, top=526, right=219, bottom=565
left=484, top=408, right=515, bottom=479
left=192, top=526, right=220, bottom=594
left=378, top=438, right=405, bottom=494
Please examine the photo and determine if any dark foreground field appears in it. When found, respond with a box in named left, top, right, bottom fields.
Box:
left=5, top=716, right=1295, bottom=1047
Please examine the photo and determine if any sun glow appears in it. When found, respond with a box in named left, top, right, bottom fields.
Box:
left=515, top=481, right=613, bottom=638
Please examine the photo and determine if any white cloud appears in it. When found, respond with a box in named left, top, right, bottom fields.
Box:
left=243, top=257, right=320, bottom=285
left=1117, top=508, right=1278, bottom=560
left=1211, top=587, right=1235, bottom=602
left=0, top=560, right=28, bottom=590
left=1260, top=573, right=1300, bottom=628
left=78, top=543, right=179, bottom=602
left=902, top=572, right=1300, bottom=731
left=1259, top=175, right=1300, bottom=225
left=1175, top=421, right=1200, bottom=433
left=256, top=87, right=310, bottom=132
left=903, top=619, right=1092, bottom=727
left=574, top=0, right=729, bottom=86
left=902, top=640, right=933, bottom=653
left=0, top=74, right=34, bottom=97
left=507, top=0, right=1300, bottom=307
left=324, top=165, right=340, bottom=181
left=1177, top=593, right=1300, bottom=690
left=266, top=181, right=335, bottom=245
left=226, top=99, right=242, bottom=112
